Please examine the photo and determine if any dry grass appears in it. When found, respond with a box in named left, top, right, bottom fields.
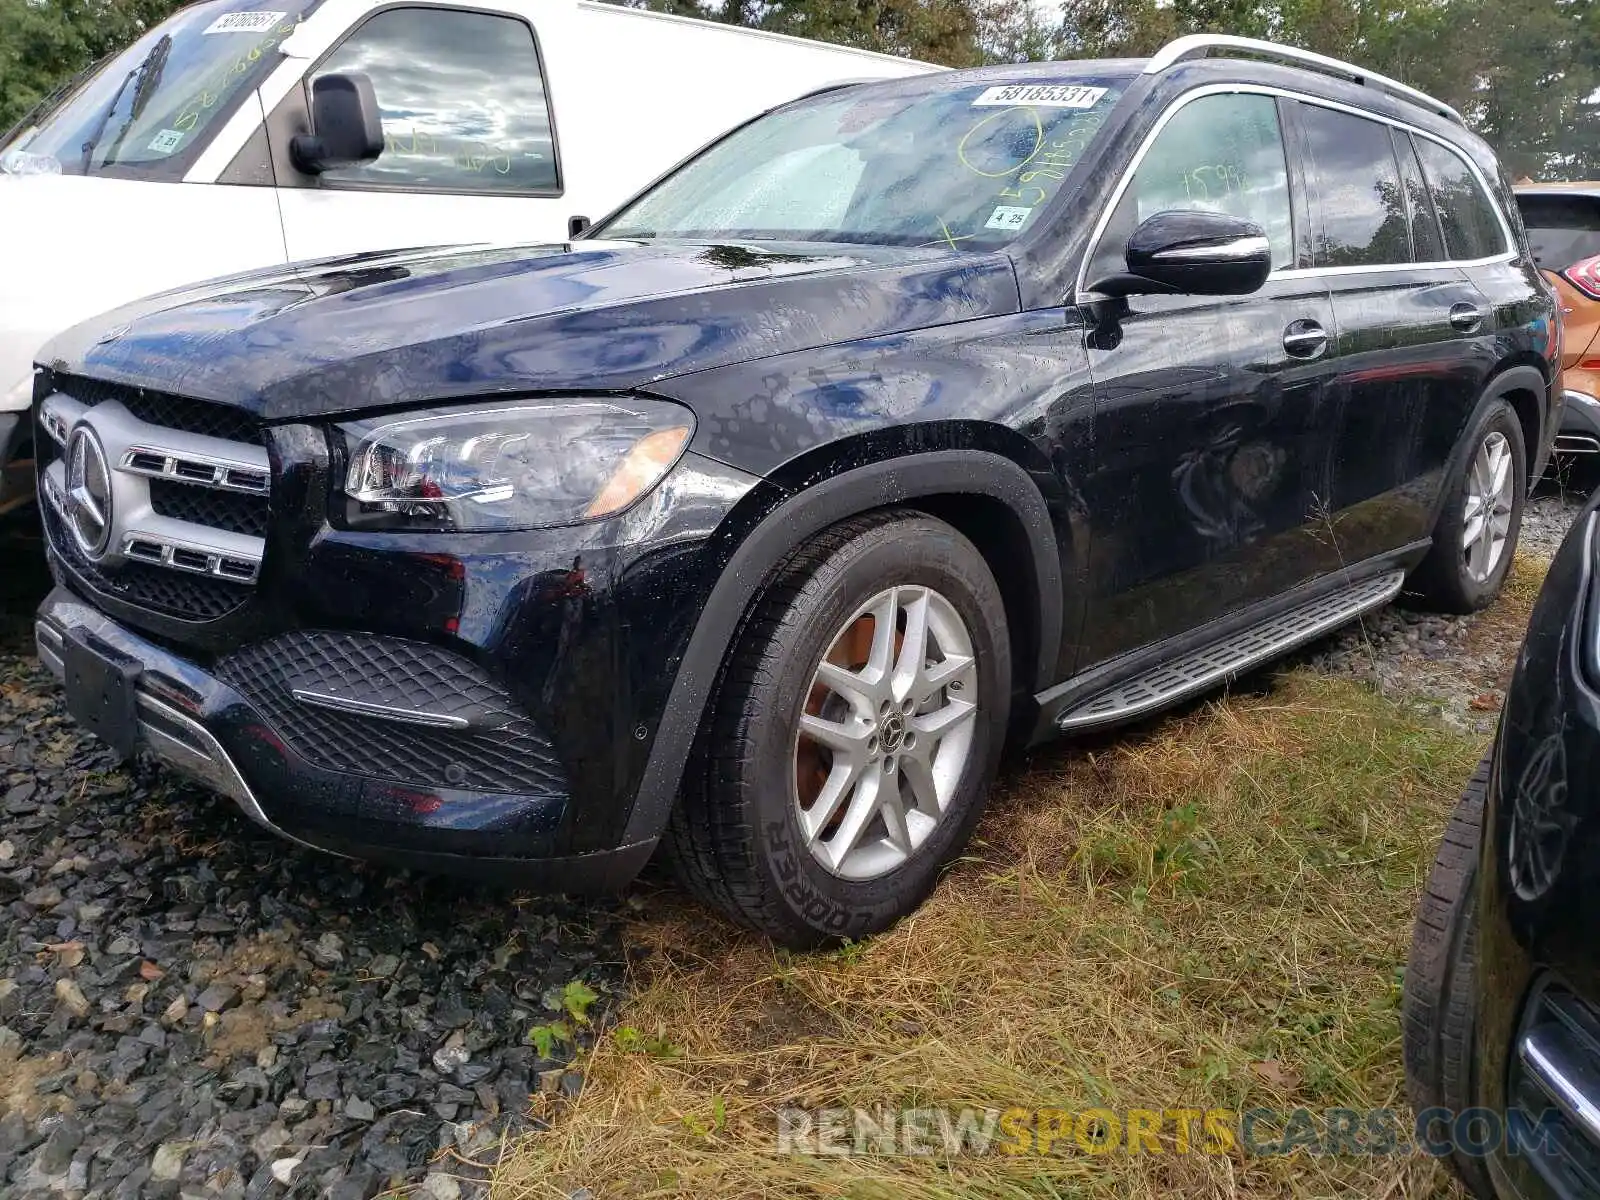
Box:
left=495, top=665, right=1499, bottom=1200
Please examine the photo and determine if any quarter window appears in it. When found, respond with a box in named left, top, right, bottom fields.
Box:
left=312, top=7, right=558, bottom=194
left=1299, top=104, right=1409, bottom=268
left=1089, top=92, right=1294, bottom=282
left=1414, top=138, right=1506, bottom=261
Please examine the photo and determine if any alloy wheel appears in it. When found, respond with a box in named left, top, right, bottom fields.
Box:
left=790, top=585, right=978, bottom=881
left=1461, top=430, right=1514, bottom=583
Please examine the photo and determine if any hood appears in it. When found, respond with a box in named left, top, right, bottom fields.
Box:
left=41, top=240, right=1021, bottom=420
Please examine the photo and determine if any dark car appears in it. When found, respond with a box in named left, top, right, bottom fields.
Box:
left=1403, top=490, right=1600, bottom=1198
left=31, top=35, right=1558, bottom=948
left=1515, top=183, right=1600, bottom=459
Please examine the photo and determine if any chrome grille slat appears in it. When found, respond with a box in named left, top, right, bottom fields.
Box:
left=37, top=387, right=269, bottom=604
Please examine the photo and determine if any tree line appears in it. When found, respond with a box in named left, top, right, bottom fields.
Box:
left=2, top=0, right=1595, bottom=177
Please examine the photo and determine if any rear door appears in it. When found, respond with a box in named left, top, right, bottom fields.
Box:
left=1075, top=90, right=1340, bottom=666
left=1297, top=102, right=1494, bottom=564
left=269, top=5, right=567, bottom=260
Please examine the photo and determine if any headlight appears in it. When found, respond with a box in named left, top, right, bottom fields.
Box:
left=338, top=397, right=693, bottom=531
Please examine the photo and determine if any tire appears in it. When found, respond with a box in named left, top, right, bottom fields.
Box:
left=1402, top=752, right=1493, bottom=1198
left=665, top=509, right=1010, bottom=949
left=1408, top=398, right=1526, bottom=613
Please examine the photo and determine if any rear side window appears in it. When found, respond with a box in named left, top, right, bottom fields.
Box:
left=312, top=7, right=558, bottom=194
left=1414, top=138, right=1506, bottom=261
left=1394, top=132, right=1444, bottom=262
left=1299, top=104, right=1409, bottom=268
left=1516, top=193, right=1600, bottom=272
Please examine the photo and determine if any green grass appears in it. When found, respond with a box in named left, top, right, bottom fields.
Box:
left=494, top=669, right=1488, bottom=1200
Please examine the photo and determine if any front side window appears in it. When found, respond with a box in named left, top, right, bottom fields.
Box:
left=313, top=8, right=558, bottom=194
left=1087, top=92, right=1294, bottom=283
left=1300, top=104, right=1410, bottom=268
left=1415, top=138, right=1508, bottom=261
left=601, top=76, right=1129, bottom=249
left=4, top=0, right=319, bottom=179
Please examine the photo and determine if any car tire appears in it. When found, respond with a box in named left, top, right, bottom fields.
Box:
left=1401, top=751, right=1494, bottom=1198
left=665, top=509, right=1010, bottom=949
left=1408, top=398, right=1526, bottom=614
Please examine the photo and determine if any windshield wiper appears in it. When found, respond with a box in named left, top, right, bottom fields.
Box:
left=78, top=67, right=137, bottom=174
left=102, top=35, right=172, bottom=169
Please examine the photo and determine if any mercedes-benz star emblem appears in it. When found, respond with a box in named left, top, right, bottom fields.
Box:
left=65, top=425, right=113, bottom=559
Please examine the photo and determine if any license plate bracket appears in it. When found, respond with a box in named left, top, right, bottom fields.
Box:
left=62, top=629, right=141, bottom=760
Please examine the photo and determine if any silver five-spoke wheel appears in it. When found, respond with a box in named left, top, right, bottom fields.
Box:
left=791, top=584, right=978, bottom=881
left=1462, top=430, right=1514, bottom=584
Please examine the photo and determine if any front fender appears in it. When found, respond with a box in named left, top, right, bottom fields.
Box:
left=620, top=448, right=1062, bottom=845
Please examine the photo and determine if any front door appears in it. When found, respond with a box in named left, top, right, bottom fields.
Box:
left=269, top=5, right=566, bottom=261
left=1076, top=90, right=1339, bottom=666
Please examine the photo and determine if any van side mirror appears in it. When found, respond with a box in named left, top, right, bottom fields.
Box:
left=290, top=73, right=384, bottom=175
left=568, top=215, right=592, bottom=239
left=1089, top=210, right=1272, bottom=298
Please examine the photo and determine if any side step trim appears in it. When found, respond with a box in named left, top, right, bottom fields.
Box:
left=1056, top=569, right=1405, bottom=731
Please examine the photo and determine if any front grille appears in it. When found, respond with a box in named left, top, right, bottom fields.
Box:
left=36, top=375, right=270, bottom=625
left=42, top=499, right=253, bottom=621
left=216, top=632, right=569, bottom=796
left=51, top=374, right=261, bottom=445
left=1510, top=980, right=1600, bottom=1194
left=149, top=479, right=269, bottom=538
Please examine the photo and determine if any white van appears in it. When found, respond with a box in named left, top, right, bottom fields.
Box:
left=0, top=0, right=935, bottom=489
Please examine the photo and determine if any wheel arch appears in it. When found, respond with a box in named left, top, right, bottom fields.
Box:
left=1482, top=360, right=1554, bottom=481
left=620, top=441, right=1066, bottom=845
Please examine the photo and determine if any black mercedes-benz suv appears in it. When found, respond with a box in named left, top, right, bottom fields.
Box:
left=32, top=36, right=1558, bottom=947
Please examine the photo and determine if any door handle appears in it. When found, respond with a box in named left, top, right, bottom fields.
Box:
left=1449, top=303, right=1487, bottom=332
left=1283, top=320, right=1328, bottom=359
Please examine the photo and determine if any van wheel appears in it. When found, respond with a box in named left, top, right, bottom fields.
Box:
left=665, top=510, right=1010, bottom=949
left=1408, top=399, right=1526, bottom=613
left=1402, top=751, right=1493, bottom=1197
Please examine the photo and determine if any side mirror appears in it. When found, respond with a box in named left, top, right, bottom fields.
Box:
left=568, top=215, right=592, bottom=239
left=1090, top=210, right=1272, bottom=298
left=290, top=73, right=384, bottom=175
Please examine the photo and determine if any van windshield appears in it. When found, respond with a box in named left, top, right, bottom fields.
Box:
left=1, top=0, right=320, bottom=179
left=601, top=74, right=1129, bottom=250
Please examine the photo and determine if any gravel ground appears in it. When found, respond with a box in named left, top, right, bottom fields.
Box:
left=0, top=519, right=629, bottom=1199
left=1297, top=476, right=1590, bottom=733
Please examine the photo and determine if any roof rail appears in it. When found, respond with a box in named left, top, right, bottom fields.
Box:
left=1144, top=34, right=1463, bottom=125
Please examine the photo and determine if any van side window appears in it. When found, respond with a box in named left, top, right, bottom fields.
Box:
left=1393, top=131, right=1445, bottom=262
left=312, top=7, right=558, bottom=194
left=1087, top=92, right=1293, bottom=284
left=1299, top=104, right=1409, bottom=268
left=1414, top=138, right=1505, bottom=261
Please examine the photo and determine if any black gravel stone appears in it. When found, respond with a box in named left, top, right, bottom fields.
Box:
left=0, top=519, right=629, bottom=1199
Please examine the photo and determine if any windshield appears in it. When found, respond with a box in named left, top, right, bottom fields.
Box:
left=2, top=0, right=319, bottom=178
left=601, top=76, right=1128, bottom=250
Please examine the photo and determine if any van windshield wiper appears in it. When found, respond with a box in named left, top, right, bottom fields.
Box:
left=101, top=35, right=172, bottom=169
left=78, top=67, right=137, bottom=174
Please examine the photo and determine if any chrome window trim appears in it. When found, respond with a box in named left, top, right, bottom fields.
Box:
left=1074, top=82, right=1515, bottom=301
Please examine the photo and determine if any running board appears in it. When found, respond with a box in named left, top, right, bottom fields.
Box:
left=1056, top=569, right=1406, bottom=731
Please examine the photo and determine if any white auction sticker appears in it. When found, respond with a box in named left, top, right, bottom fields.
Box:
left=203, top=10, right=286, bottom=34
left=972, top=84, right=1108, bottom=109
left=985, top=205, right=1033, bottom=231
left=147, top=129, right=186, bottom=153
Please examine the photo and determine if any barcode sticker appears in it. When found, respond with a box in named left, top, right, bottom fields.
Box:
left=203, top=10, right=286, bottom=34
left=147, top=129, right=185, bottom=154
left=985, top=205, right=1033, bottom=231
left=972, top=84, right=1108, bottom=109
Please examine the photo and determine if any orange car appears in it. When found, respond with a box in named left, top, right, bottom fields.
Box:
left=1516, top=183, right=1600, bottom=454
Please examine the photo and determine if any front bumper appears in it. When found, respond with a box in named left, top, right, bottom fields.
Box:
left=34, top=587, right=656, bottom=890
